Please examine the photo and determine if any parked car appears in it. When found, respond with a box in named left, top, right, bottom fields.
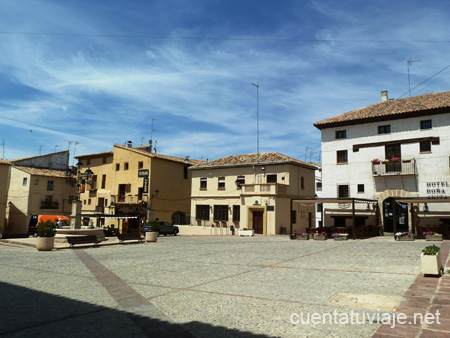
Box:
left=142, top=221, right=179, bottom=236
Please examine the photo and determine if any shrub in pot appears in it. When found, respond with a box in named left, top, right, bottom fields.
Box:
left=421, top=245, right=443, bottom=276
left=145, top=220, right=159, bottom=242
left=36, top=220, right=56, bottom=251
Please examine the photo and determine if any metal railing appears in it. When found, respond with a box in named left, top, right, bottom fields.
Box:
left=241, top=183, right=288, bottom=195
left=372, top=159, right=417, bottom=176
left=111, top=195, right=147, bottom=204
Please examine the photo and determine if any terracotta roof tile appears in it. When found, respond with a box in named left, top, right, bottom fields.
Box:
left=114, top=145, right=204, bottom=166
left=191, top=152, right=316, bottom=170
left=9, top=150, right=69, bottom=162
left=314, top=91, right=450, bottom=129
left=14, top=166, right=67, bottom=178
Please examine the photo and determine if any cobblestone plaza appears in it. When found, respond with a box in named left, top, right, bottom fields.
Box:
left=1, top=236, right=449, bottom=337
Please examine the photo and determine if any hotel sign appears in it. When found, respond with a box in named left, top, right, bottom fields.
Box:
left=138, top=169, right=149, bottom=193
left=426, top=181, right=450, bottom=198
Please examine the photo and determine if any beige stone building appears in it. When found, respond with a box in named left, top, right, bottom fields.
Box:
left=0, top=159, right=10, bottom=233
left=189, top=152, right=317, bottom=235
left=77, top=144, right=201, bottom=234
left=4, top=151, right=74, bottom=236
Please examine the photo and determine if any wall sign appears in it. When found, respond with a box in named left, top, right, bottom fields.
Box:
left=426, top=181, right=450, bottom=198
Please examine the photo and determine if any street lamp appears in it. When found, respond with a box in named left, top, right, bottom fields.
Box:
left=65, top=161, right=94, bottom=228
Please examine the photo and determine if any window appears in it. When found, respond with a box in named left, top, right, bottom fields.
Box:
left=233, top=205, right=240, bottom=222
left=218, top=177, right=225, bottom=189
left=124, top=162, right=129, bottom=170
left=301, top=177, right=305, bottom=189
left=335, top=130, right=347, bottom=139
left=421, top=120, right=432, bottom=129
left=86, top=159, right=91, bottom=165
left=101, top=174, right=106, bottom=189
left=378, top=125, right=391, bottom=134
left=138, top=161, right=143, bottom=169
left=116, top=163, right=120, bottom=171
left=196, top=205, right=210, bottom=220
left=90, top=175, right=97, bottom=190
left=317, top=203, right=323, bottom=212
left=316, top=182, right=322, bottom=191
left=47, top=180, right=54, bottom=191
left=23, top=177, right=27, bottom=186
left=184, top=166, right=188, bottom=179
left=337, top=150, right=348, bottom=164
left=420, top=140, right=431, bottom=153
left=236, top=176, right=245, bottom=187
left=357, top=184, right=365, bottom=193
left=214, top=205, right=229, bottom=221
left=338, top=185, right=349, bottom=198
left=102, top=157, right=107, bottom=164
left=200, top=178, right=207, bottom=189
left=33, top=178, right=39, bottom=185
left=68, top=196, right=74, bottom=204
left=267, top=174, right=277, bottom=183
left=291, top=210, right=297, bottom=224
left=88, top=199, right=92, bottom=205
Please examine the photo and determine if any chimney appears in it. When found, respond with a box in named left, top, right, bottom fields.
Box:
left=381, top=90, right=388, bottom=102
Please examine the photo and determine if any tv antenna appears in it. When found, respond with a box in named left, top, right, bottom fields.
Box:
left=150, top=118, right=159, bottom=152
left=408, top=58, right=421, bottom=97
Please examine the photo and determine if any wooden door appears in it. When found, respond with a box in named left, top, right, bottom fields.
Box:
left=253, top=211, right=264, bottom=234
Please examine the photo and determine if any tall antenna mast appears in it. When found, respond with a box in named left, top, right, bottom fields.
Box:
left=150, top=118, right=159, bottom=152
left=251, top=83, right=260, bottom=182
left=408, top=58, right=421, bottom=97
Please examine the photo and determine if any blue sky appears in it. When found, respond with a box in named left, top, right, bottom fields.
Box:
left=1, top=0, right=450, bottom=163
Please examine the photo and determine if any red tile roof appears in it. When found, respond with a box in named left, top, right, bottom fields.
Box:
left=314, top=91, right=450, bottom=129
left=191, top=152, right=316, bottom=170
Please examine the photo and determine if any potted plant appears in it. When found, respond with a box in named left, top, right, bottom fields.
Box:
left=371, top=159, right=381, bottom=165
left=313, top=232, right=327, bottom=240
left=295, top=232, right=309, bottom=240
left=36, top=220, right=57, bottom=251
left=421, top=245, right=443, bottom=276
left=239, top=228, right=254, bottom=237
left=395, top=232, right=414, bottom=241
left=391, top=157, right=400, bottom=163
left=145, top=220, right=159, bottom=242
left=382, top=159, right=390, bottom=164
left=424, top=231, right=443, bottom=241
left=402, top=158, right=411, bottom=163
left=331, top=233, right=348, bottom=241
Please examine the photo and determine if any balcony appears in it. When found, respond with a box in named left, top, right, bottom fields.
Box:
left=95, top=206, right=104, bottom=213
left=241, top=183, right=288, bottom=195
left=40, top=201, right=59, bottom=210
left=372, top=159, right=417, bottom=176
left=111, top=195, right=148, bottom=205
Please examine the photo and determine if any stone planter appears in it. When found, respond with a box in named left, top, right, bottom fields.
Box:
left=36, top=237, right=55, bottom=251
left=296, top=236, right=309, bottom=240
left=397, top=236, right=414, bottom=241
left=426, top=235, right=443, bottom=241
left=145, top=231, right=158, bottom=242
left=334, top=236, right=348, bottom=241
left=239, top=229, right=254, bottom=237
left=313, top=235, right=327, bottom=240
left=421, top=252, right=442, bottom=276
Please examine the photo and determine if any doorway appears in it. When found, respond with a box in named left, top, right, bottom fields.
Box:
left=385, top=144, right=401, bottom=173
left=383, top=197, right=409, bottom=232
left=253, top=211, right=264, bottom=234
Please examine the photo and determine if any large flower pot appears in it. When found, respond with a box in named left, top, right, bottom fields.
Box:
left=421, top=252, right=442, bottom=276
left=426, top=235, right=443, bottom=241
left=145, top=231, right=158, bottom=242
left=296, top=236, right=309, bottom=240
left=397, top=236, right=414, bottom=241
left=313, top=235, right=326, bottom=240
left=36, top=237, right=54, bottom=251
left=239, top=230, right=254, bottom=237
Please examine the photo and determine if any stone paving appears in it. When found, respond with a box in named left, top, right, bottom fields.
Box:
left=0, top=235, right=449, bottom=337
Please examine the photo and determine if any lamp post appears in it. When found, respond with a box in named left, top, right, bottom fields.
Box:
left=66, top=161, right=94, bottom=229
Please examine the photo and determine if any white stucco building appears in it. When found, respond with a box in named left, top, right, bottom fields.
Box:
left=314, top=90, right=450, bottom=235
